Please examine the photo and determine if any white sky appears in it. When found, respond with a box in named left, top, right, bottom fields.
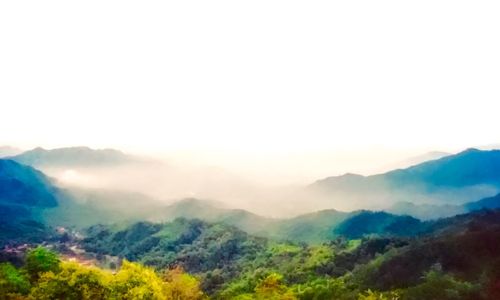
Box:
left=1, top=0, right=500, bottom=178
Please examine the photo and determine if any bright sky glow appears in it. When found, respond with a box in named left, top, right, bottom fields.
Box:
left=1, top=0, right=500, bottom=178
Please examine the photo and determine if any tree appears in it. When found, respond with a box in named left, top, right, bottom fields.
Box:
left=358, top=289, right=400, bottom=300
left=400, top=271, right=480, bottom=300
left=29, top=262, right=110, bottom=300
left=109, top=260, right=166, bottom=299
left=0, top=263, right=31, bottom=298
left=163, top=266, right=206, bottom=300
left=255, top=273, right=297, bottom=300
left=24, top=246, right=60, bottom=282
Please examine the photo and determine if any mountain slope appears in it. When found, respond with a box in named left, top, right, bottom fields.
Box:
left=352, top=210, right=500, bottom=295
left=385, top=148, right=500, bottom=188
left=0, top=159, right=58, bottom=208
left=0, top=159, right=60, bottom=245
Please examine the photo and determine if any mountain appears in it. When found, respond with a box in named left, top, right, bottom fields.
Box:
left=385, top=148, right=500, bottom=187
left=312, top=148, right=500, bottom=207
left=9, top=146, right=141, bottom=168
left=0, top=159, right=60, bottom=245
left=0, top=146, right=22, bottom=158
left=0, top=159, right=58, bottom=208
left=464, top=193, right=500, bottom=211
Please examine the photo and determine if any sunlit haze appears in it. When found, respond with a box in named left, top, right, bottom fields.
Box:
left=1, top=0, right=500, bottom=183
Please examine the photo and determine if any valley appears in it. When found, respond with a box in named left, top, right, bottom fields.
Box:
left=2, top=147, right=500, bottom=299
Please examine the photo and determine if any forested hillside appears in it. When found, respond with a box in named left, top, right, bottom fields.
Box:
left=78, top=210, right=500, bottom=299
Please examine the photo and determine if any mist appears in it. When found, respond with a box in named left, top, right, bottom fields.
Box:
left=26, top=146, right=497, bottom=220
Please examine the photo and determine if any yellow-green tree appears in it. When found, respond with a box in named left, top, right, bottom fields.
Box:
left=254, top=273, right=296, bottom=300
left=29, top=262, right=110, bottom=300
left=110, top=260, right=167, bottom=300
left=163, top=266, right=206, bottom=300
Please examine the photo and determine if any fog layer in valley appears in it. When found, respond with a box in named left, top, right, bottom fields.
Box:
left=18, top=146, right=498, bottom=219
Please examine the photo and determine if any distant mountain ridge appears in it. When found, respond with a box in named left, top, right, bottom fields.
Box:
left=312, top=148, right=500, bottom=207
left=9, top=146, right=141, bottom=167
left=316, top=148, right=500, bottom=189
left=388, top=191, right=500, bottom=220
left=0, top=146, right=22, bottom=158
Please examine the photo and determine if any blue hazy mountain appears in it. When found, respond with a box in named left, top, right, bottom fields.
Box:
left=0, top=159, right=59, bottom=245
left=388, top=191, right=500, bottom=220
left=0, top=159, right=58, bottom=207
left=385, top=148, right=500, bottom=187
left=312, top=148, right=500, bottom=206
left=464, top=193, right=500, bottom=211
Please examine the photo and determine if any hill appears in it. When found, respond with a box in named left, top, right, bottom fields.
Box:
left=333, top=211, right=423, bottom=239
left=153, top=198, right=278, bottom=236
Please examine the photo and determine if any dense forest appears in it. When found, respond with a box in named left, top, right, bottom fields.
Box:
left=3, top=210, right=500, bottom=299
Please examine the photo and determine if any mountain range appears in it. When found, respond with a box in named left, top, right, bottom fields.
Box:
left=8, top=146, right=142, bottom=168
left=3, top=147, right=500, bottom=246
left=311, top=148, right=500, bottom=208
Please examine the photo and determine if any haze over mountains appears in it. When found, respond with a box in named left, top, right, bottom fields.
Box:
left=0, top=146, right=22, bottom=158
left=311, top=148, right=500, bottom=210
left=4, top=145, right=500, bottom=218
left=3, top=145, right=500, bottom=246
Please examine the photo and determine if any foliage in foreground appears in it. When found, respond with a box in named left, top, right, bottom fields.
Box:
left=1, top=246, right=205, bottom=300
